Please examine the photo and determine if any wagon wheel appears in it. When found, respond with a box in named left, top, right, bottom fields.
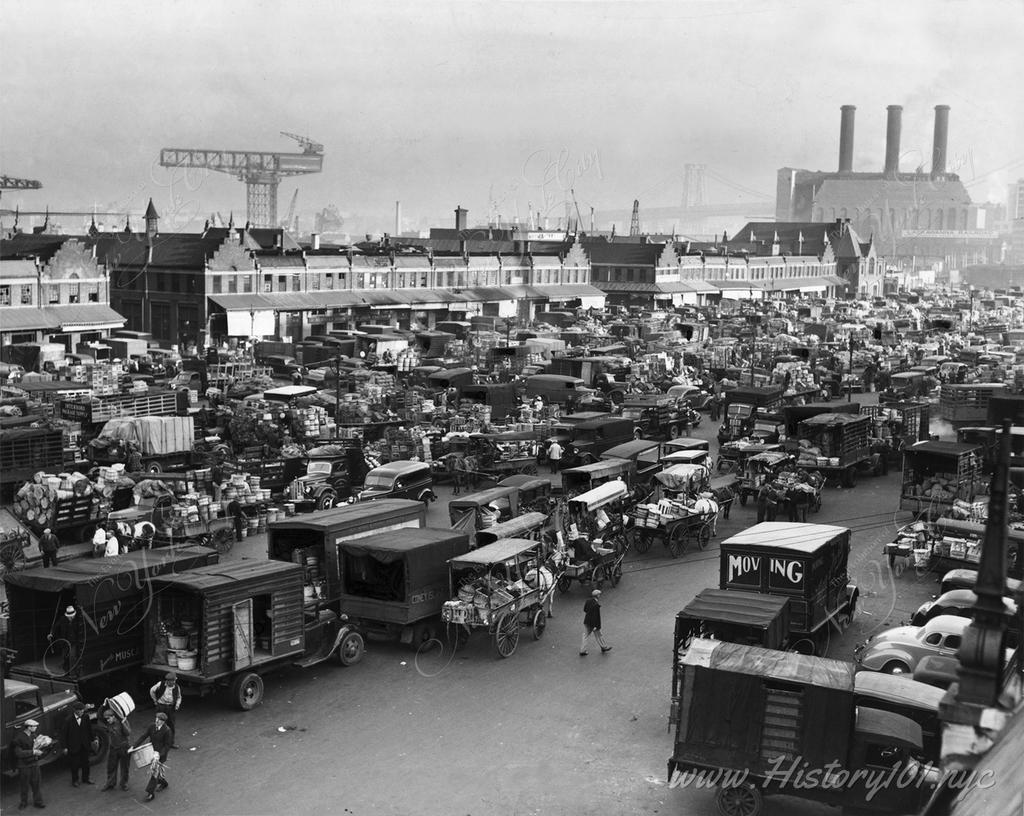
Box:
left=714, top=782, right=764, bottom=816
left=556, top=574, right=573, bottom=593
left=0, top=541, right=27, bottom=577
left=210, top=526, right=235, bottom=554
left=812, top=492, right=822, bottom=513
left=493, top=612, right=520, bottom=658
left=531, top=607, right=547, bottom=639
left=519, top=463, right=538, bottom=476
left=697, top=521, right=712, bottom=551
left=668, top=524, right=687, bottom=558
left=591, top=564, right=607, bottom=589
left=610, top=561, right=623, bottom=587
left=632, top=529, right=652, bottom=554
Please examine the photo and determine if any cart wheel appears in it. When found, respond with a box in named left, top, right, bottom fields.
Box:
left=211, top=527, right=234, bottom=554
left=556, top=574, right=572, bottom=593
left=230, top=672, right=264, bottom=710
left=592, top=564, right=607, bottom=588
left=668, top=526, right=686, bottom=558
left=0, top=542, right=27, bottom=577
left=738, top=492, right=748, bottom=507
left=335, top=631, right=365, bottom=666
left=519, top=463, right=538, bottom=476
left=532, top=608, right=547, bottom=639
left=493, top=612, right=520, bottom=658
left=697, top=523, right=712, bottom=551
left=715, top=782, right=764, bottom=816
left=610, top=563, right=623, bottom=587
left=632, top=530, right=652, bottom=555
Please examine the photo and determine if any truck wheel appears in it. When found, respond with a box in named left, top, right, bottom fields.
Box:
left=418, top=490, right=434, bottom=506
left=669, top=424, right=680, bottom=439
left=230, top=672, right=264, bottom=710
left=715, top=783, right=763, bottom=816
left=316, top=490, right=337, bottom=511
left=336, top=631, right=365, bottom=666
left=146, top=461, right=163, bottom=474
left=79, top=524, right=97, bottom=544
left=87, top=727, right=110, bottom=765
left=633, top=427, right=643, bottom=440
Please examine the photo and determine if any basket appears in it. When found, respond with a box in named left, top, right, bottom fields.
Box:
left=131, top=742, right=155, bottom=769
left=167, top=634, right=188, bottom=650
left=913, top=547, right=931, bottom=567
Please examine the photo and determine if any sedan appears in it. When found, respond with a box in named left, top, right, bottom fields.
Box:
left=855, top=615, right=969, bottom=675
left=911, top=589, right=1017, bottom=627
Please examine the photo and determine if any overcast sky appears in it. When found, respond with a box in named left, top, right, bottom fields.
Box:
left=2, top=0, right=1021, bottom=233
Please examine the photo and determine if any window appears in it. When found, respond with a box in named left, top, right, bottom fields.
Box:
left=156, top=274, right=166, bottom=292
left=48, top=284, right=60, bottom=304
left=264, top=275, right=272, bottom=293
left=944, top=635, right=962, bottom=650
left=68, top=280, right=80, bottom=303
left=243, top=275, right=253, bottom=293
left=88, top=290, right=99, bottom=303
left=924, top=632, right=942, bottom=646
left=211, top=276, right=222, bottom=294
left=171, top=274, right=181, bottom=293
left=0, top=286, right=9, bottom=306
left=277, top=275, right=286, bottom=291
left=20, top=284, right=32, bottom=304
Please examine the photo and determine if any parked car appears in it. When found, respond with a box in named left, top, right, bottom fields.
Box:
left=938, top=568, right=1022, bottom=596
left=665, top=384, right=712, bottom=410
left=854, top=615, right=969, bottom=675
left=261, top=355, right=307, bottom=380
left=911, top=589, right=1018, bottom=638
left=357, top=461, right=436, bottom=504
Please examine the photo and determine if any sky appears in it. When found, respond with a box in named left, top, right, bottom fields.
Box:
left=1, top=0, right=1022, bottom=235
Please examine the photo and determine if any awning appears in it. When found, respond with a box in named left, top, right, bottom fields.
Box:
left=769, top=277, right=828, bottom=292
left=207, top=293, right=275, bottom=311
left=49, top=304, right=126, bottom=330
left=0, top=307, right=61, bottom=332
left=529, top=284, right=604, bottom=300
left=681, top=280, right=719, bottom=293
left=822, top=275, right=846, bottom=286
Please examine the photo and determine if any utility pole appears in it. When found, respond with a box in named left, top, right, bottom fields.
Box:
left=335, top=352, right=341, bottom=435
left=847, top=335, right=855, bottom=403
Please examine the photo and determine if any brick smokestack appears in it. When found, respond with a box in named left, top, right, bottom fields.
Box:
left=838, top=105, right=856, bottom=174
left=455, top=206, right=468, bottom=231
left=932, top=104, right=950, bottom=179
left=884, top=105, right=903, bottom=177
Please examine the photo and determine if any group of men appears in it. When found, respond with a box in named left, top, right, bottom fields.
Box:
left=11, top=672, right=182, bottom=808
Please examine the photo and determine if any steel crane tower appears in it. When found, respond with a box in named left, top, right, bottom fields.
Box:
left=0, top=176, right=42, bottom=191
left=629, top=199, right=641, bottom=236
left=158, top=134, right=323, bottom=228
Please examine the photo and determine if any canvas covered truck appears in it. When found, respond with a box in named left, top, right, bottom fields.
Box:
left=0, top=427, right=63, bottom=492
left=55, top=389, right=185, bottom=428
left=794, top=413, right=872, bottom=487
left=87, top=415, right=196, bottom=473
left=718, top=522, right=859, bottom=656
left=331, top=528, right=472, bottom=649
left=141, top=560, right=365, bottom=710
left=668, top=639, right=936, bottom=816
left=3, top=546, right=219, bottom=702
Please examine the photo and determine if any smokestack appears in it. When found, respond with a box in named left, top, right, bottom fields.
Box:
left=884, top=105, right=903, bottom=177
left=932, top=104, right=950, bottom=179
left=455, top=206, right=468, bottom=231
left=838, top=105, right=856, bottom=173
left=395, top=201, right=401, bottom=236
left=311, top=232, right=320, bottom=250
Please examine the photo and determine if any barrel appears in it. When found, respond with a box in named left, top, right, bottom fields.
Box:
left=166, top=650, right=179, bottom=667
left=104, top=692, right=136, bottom=721
left=167, top=634, right=188, bottom=650
left=177, top=650, right=197, bottom=671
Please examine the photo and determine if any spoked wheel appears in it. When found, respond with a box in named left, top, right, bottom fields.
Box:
left=211, top=527, right=235, bottom=554
left=632, top=530, right=652, bottom=554
left=336, top=631, right=365, bottom=666
left=668, top=525, right=687, bottom=558
left=697, top=523, right=712, bottom=551
left=493, top=612, right=520, bottom=658
left=591, top=564, right=607, bottom=588
left=0, top=543, right=27, bottom=577
left=532, top=608, right=547, bottom=639
left=610, top=562, right=623, bottom=587
left=714, top=783, right=764, bottom=816
left=556, top=574, right=572, bottom=593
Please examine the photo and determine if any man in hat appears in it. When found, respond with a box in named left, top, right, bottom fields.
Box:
left=101, top=706, right=131, bottom=791
left=579, top=589, right=612, bottom=656
left=149, top=672, right=181, bottom=748
left=38, top=528, right=60, bottom=568
left=133, top=711, right=173, bottom=802
left=13, top=718, right=46, bottom=809
left=47, top=605, right=84, bottom=674
left=61, top=701, right=96, bottom=787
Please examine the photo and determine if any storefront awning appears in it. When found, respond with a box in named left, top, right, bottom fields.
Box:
left=822, top=275, right=846, bottom=286
left=529, top=284, right=605, bottom=300
left=1, top=307, right=61, bottom=332
left=49, top=304, right=127, bottom=330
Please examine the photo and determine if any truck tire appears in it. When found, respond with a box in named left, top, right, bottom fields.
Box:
left=715, top=782, right=764, bottom=816
left=146, top=461, right=163, bottom=474
left=316, top=490, right=337, bottom=511
left=336, top=631, right=365, bottom=667
left=230, top=672, right=264, bottom=710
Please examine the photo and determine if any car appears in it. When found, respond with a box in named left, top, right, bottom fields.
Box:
left=0, top=361, right=25, bottom=382
left=938, top=568, right=1022, bottom=596
left=854, top=615, right=969, bottom=675
left=357, top=461, right=435, bottom=504
left=911, top=589, right=1019, bottom=643
left=260, top=354, right=307, bottom=380
left=665, top=384, right=712, bottom=410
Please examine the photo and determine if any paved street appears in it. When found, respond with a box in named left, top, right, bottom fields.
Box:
left=2, top=411, right=948, bottom=816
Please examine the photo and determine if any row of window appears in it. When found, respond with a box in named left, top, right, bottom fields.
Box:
left=0, top=283, right=101, bottom=306
left=595, top=263, right=834, bottom=283
left=815, top=207, right=971, bottom=231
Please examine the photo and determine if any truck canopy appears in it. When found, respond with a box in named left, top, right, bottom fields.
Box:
left=681, top=637, right=853, bottom=690
left=676, top=589, right=790, bottom=645
left=97, top=416, right=195, bottom=455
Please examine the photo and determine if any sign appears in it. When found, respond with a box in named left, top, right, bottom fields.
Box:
left=725, top=554, right=761, bottom=587
left=767, top=557, right=804, bottom=590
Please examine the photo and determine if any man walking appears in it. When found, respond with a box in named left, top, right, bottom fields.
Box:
left=61, top=702, right=95, bottom=787
left=149, top=672, right=181, bottom=748
left=38, top=528, right=60, bottom=568
left=14, top=718, right=46, bottom=809
left=101, top=708, right=131, bottom=791
left=579, top=589, right=612, bottom=656
left=133, top=712, right=173, bottom=802
left=547, top=440, right=563, bottom=474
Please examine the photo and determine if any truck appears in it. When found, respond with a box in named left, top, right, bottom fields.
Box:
left=939, top=382, right=1010, bottom=425
left=55, top=390, right=185, bottom=427
left=795, top=413, right=872, bottom=487
left=141, top=560, right=365, bottom=710
left=547, top=356, right=630, bottom=404
left=0, top=427, right=63, bottom=492
left=4, top=546, right=220, bottom=701
left=619, top=394, right=692, bottom=440
left=667, top=639, right=936, bottom=816
left=1, top=343, right=67, bottom=373
left=544, top=416, right=636, bottom=467
left=717, top=385, right=784, bottom=444
left=331, top=528, right=472, bottom=648
left=718, top=522, right=859, bottom=656
left=86, top=415, right=196, bottom=473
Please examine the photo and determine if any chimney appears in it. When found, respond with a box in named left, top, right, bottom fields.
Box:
left=455, top=206, right=468, bottom=231
left=884, top=104, right=903, bottom=177
left=395, top=201, right=401, bottom=236
left=838, top=105, right=856, bottom=173
left=311, top=233, right=320, bottom=250
left=932, top=104, right=950, bottom=179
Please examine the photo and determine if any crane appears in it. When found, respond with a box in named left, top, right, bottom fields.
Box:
left=158, top=134, right=324, bottom=228
left=569, top=188, right=585, bottom=235
left=279, top=132, right=324, bottom=155
left=0, top=176, right=42, bottom=191
left=282, top=188, right=299, bottom=232
left=629, top=199, right=641, bottom=236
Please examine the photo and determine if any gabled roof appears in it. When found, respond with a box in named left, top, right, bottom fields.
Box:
left=729, top=222, right=833, bottom=257
left=0, top=234, right=74, bottom=262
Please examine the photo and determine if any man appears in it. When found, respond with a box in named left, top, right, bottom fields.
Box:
left=133, top=711, right=173, bottom=802
left=101, top=707, right=131, bottom=792
left=48, top=606, right=84, bottom=674
left=92, top=523, right=107, bottom=558
left=579, top=589, right=612, bottom=656
left=126, top=442, right=143, bottom=474
left=227, top=498, right=244, bottom=542
left=149, top=671, right=181, bottom=748
left=546, top=440, right=563, bottom=474
left=14, top=718, right=46, bottom=809
left=104, top=530, right=120, bottom=558
left=61, top=702, right=95, bottom=787
left=38, top=528, right=60, bottom=568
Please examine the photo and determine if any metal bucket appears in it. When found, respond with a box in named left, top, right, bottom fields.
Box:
left=177, top=650, right=198, bottom=672
left=104, top=691, right=136, bottom=721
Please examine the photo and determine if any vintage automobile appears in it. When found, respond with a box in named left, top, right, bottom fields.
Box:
left=664, top=384, right=712, bottom=410
left=357, top=461, right=436, bottom=504
left=937, top=567, right=1022, bottom=596
left=854, top=614, right=969, bottom=674
left=911, top=588, right=1018, bottom=634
